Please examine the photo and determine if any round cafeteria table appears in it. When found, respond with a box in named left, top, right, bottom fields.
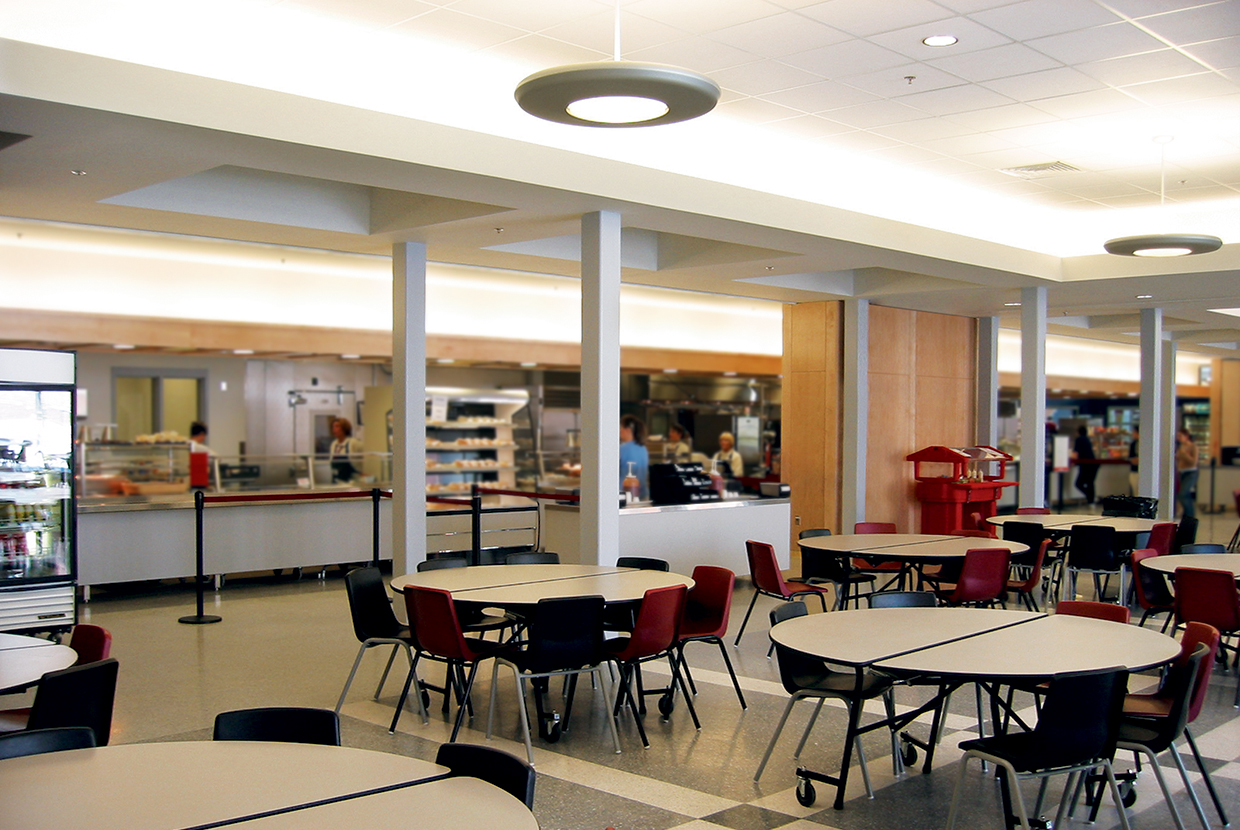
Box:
left=0, top=740, right=537, bottom=830
left=987, top=513, right=1158, bottom=535
left=768, top=607, right=1179, bottom=810
left=390, top=562, right=694, bottom=605
left=0, top=633, right=76, bottom=693
left=1141, top=552, right=1240, bottom=578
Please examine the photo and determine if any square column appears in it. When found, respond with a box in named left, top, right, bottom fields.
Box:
left=392, top=242, right=427, bottom=575
left=976, top=316, right=999, bottom=449
left=1138, top=307, right=1163, bottom=499
left=580, top=211, right=622, bottom=566
left=1019, top=287, right=1047, bottom=508
left=1159, top=338, right=1176, bottom=520
left=841, top=299, right=868, bottom=529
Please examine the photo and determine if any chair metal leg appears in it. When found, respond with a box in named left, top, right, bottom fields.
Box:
left=793, top=699, right=824, bottom=760
left=712, top=638, right=748, bottom=709
left=733, top=590, right=761, bottom=646
left=854, top=726, right=874, bottom=799
left=1102, top=761, right=1133, bottom=830
left=449, top=660, right=482, bottom=743
left=1184, top=727, right=1230, bottom=826
left=373, top=643, right=402, bottom=700
left=336, top=643, right=368, bottom=713
left=1167, top=743, right=1211, bottom=830
left=668, top=653, right=701, bottom=729
left=944, top=753, right=971, bottom=830
left=755, top=695, right=800, bottom=781
left=513, top=671, right=534, bottom=763
left=594, top=664, right=623, bottom=755
left=1130, top=745, right=1187, bottom=830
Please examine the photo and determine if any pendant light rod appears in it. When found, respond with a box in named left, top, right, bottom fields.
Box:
left=613, top=0, right=621, bottom=61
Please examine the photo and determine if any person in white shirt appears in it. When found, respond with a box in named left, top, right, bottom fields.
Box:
left=330, top=417, right=363, bottom=483
left=711, top=431, right=744, bottom=479
left=668, top=423, right=692, bottom=463
left=189, top=421, right=215, bottom=455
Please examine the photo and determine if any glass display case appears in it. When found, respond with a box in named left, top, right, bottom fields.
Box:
left=81, top=442, right=191, bottom=495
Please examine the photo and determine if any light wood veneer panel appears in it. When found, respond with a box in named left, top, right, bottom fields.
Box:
left=869, top=305, right=914, bottom=376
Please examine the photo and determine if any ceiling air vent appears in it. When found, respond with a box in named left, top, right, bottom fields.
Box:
left=998, top=161, right=1080, bottom=179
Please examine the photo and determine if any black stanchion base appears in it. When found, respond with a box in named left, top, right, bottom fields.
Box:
left=178, top=614, right=222, bottom=625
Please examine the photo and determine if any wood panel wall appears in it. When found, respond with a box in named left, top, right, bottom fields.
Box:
left=1211, top=358, right=1240, bottom=461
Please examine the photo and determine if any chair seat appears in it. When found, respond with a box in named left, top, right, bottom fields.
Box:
left=959, top=732, right=1104, bottom=774
left=494, top=642, right=601, bottom=675
left=783, top=580, right=832, bottom=595
left=1122, top=694, right=1172, bottom=718
left=678, top=617, right=724, bottom=640
left=791, top=669, right=891, bottom=700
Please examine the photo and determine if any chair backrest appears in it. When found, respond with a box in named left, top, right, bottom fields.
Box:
left=1016, top=507, right=1051, bottom=515
left=1175, top=568, right=1240, bottom=631
left=1067, top=524, right=1120, bottom=571
left=26, top=658, right=119, bottom=746
left=1180, top=543, right=1225, bottom=554
left=1010, top=539, right=1051, bottom=593
left=1133, top=644, right=1208, bottom=750
left=1002, top=520, right=1046, bottom=552
left=1035, top=667, right=1129, bottom=765
left=948, top=548, right=1010, bottom=604
left=868, top=591, right=937, bottom=609
left=745, top=540, right=790, bottom=596
left=1146, top=522, right=1177, bottom=557
left=855, top=522, right=896, bottom=534
left=0, top=726, right=96, bottom=761
left=68, top=625, right=112, bottom=665
left=1180, top=622, right=1221, bottom=723
left=798, top=528, right=832, bottom=539
left=213, top=707, right=341, bottom=746
left=619, top=585, right=687, bottom=660
left=506, top=552, right=560, bottom=565
left=1172, top=515, right=1198, bottom=553
left=681, top=565, right=735, bottom=639
left=435, top=742, right=535, bottom=809
left=344, top=566, right=404, bottom=643
left=768, top=601, right=832, bottom=696
left=617, top=556, right=670, bottom=572
left=518, top=595, right=606, bottom=673
left=417, top=556, right=468, bottom=572
left=1130, top=549, right=1174, bottom=610
left=969, top=511, right=986, bottom=531
left=405, top=586, right=478, bottom=661
left=1057, top=600, right=1131, bottom=624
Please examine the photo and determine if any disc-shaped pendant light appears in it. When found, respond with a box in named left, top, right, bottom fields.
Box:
left=1105, top=136, right=1222, bottom=257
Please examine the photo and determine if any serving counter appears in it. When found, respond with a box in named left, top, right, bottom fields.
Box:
left=541, top=497, right=792, bottom=575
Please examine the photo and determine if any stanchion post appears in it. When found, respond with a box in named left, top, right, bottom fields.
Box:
left=471, top=484, right=482, bottom=566
left=179, top=489, right=222, bottom=625
left=371, top=487, right=381, bottom=565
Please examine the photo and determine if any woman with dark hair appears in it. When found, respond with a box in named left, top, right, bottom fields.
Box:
left=330, top=417, right=363, bottom=483
left=619, top=414, right=648, bottom=500
left=1072, top=425, right=1097, bottom=505
left=668, top=423, right=692, bottom=463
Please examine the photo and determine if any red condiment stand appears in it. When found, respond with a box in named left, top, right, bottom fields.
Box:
left=905, top=445, right=1015, bottom=533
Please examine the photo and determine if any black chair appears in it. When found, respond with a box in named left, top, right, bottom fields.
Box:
left=1, top=658, right=119, bottom=747
left=1179, top=543, right=1225, bottom=554
left=486, top=595, right=620, bottom=762
left=755, top=602, right=897, bottom=809
left=1172, top=515, right=1198, bottom=554
left=336, top=567, right=424, bottom=722
left=417, top=556, right=469, bottom=571
left=0, top=726, right=96, bottom=760
left=946, top=667, right=1131, bottom=830
left=506, top=551, right=560, bottom=565
left=798, top=528, right=876, bottom=610
left=616, top=556, right=670, bottom=571
left=213, top=707, right=341, bottom=746
left=868, top=590, right=937, bottom=609
left=1063, top=524, right=1123, bottom=602
left=435, top=742, right=536, bottom=809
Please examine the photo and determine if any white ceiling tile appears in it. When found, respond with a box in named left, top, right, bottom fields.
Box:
left=986, top=119, right=1076, bottom=148
left=541, top=10, right=687, bottom=55
left=947, top=102, right=1061, bottom=131
left=925, top=42, right=1063, bottom=82
left=762, top=79, right=880, bottom=110
left=282, top=0, right=439, bottom=28
left=824, top=98, right=930, bottom=126
left=869, top=142, right=949, bottom=164
left=868, top=17, right=1013, bottom=59
left=627, top=36, right=758, bottom=72
left=772, top=114, right=859, bottom=137
left=910, top=155, right=991, bottom=175
left=822, top=129, right=905, bottom=151
left=766, top=0, right=836, bottom=8
left=1026, top=22, right=1170, bottom=65
left=1021, top=189, right=1098, bottom=205
left=971, top=0, right=1122, bottom=41
left=1181, top=35, right=1240, bottom=70
left=782, top=37, right=910, bottom=77
left=715, top=96, right=809, bottom=122
left=1027, top=87, right=1145, bottom=118
left=446, top=0, right=606, bottom=33
left=983, top=67, right=1107, bottom=102
left=706, top=11, right=850, bottom=58
left=389, top=8, right=527, bottom=48
left=1136, top=4, right=1240, bottom=46
left=898, top=82, right=1016, bottom=114
left=798, top=0, right=953, bottom=37
left=963, top=147, right=1074, bottom=168
left=1168, top=183, right=1240, bottom=201
left=1102, top=0, right=1216, bottom=18
left=838, top=62, right=966, bottom=98
left=920, top=130, right=1020, bottom=155
left=1091, top=192, right=1162, bottom=206
left=713, top=60, right=826, bottom=95
left=626, top=0, right=785, bottom=35
left=482, top=33, right=605, bottom=66
left=934, top=0, right=1022, bottom=12
left=871, top=116, right=979, bottom=142
left=1075, top=48, right=1214, bottom=86
left=1122, top=71, right=1240, bottom=105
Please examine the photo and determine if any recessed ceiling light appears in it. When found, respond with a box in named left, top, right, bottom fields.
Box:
left=112, top=344, right=135, bottom=350
left=233, top=349, right=255, bottom=355
left=1052, top=388, right=1063, bottom=393
left=1105, top=235, right=1221, bottom=257
left=1004, top=302, right=1021, bottom=307
left=70, top=169, right=86, bottom=176
left=341, top=354, right=360, bottom=360
left=520, top=362, right=538, bottom=368
left=436, top=358, right=455, bottom=364
left=922, top=35, right=958, bottom=47
left=723, top=371, right=738, bottom=377
left=663, top=368, right=678, bottom=374
left=1136, top=294, right=1153, bottom=300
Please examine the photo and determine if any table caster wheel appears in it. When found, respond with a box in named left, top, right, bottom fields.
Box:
left=796, top=777, right=816, bottom=807
left=1120, top=783, right=1137, bottom=808
left=658, top=692, right=675, bottom=717
left=540, top=713, right=562, bottom=743
left=421, top=690, right=432, bottom=710
left=901, top=743, right=918, bottom=766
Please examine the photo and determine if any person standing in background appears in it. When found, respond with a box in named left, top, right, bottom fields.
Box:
left=1128, top=427, right=1140, bottom=496
left=619, top=414, right=649, bottom=500
left=1072, top=425, right=1097, bottom=505
left=712, top=431, right=744, bottom=479
left=668, top=423, right=692, bottom=463
left=188, top=421, right=215, bottom=455
left=1176, top=427, right=1199, bottom=518
left=330, top=417, right=363, bottom=483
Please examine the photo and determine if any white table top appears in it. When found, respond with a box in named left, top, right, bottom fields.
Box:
left=239, top=776, right=538, bottom=830
left=987, top=514, right=1157, bottom=534
left=798, top=534, right=1028, bottom=561
left=392, top=563, right=693, bottom=604
left=1142, top=553, right=1240, bottom=578
left=0, top=741, right=447, bottom=830
left=0, top=635, right=76, bottom=692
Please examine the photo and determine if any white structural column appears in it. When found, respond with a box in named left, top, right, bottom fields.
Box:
left=579, top=211, right=622, bottom=566
left=976, top=316, right=1000, bottom=449
left=841, top=299, right=869, bottom=530
left=1019, top=287, right=1047, bottom=507
left=1159, top=338, right=1176, bottom=520
left=1138, top=307, right=1163, bottom=499
left=391, top=242, right=428, bottom=575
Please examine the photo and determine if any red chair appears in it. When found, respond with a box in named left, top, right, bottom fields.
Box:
left=1146, top=522, right=1176, bottom=557
left=852, top=522, right=905, bottom=592
left=1056, top=599, right=1131, bottom=624
left=1173, top=568, right=1240, bottom=699
left=68, top=625, right=112, bottom=665
left=607, top=585, right=698, bottom=748
left=934, top=548, right=1010, bottom=607
left=733, top=541, right=830, bottom=646
left=855, top=521, right=897, bottom=534
left=1130, top=549, right=1175, bottom=630
left=390, top=586, right=500, bottom=740
left=1006, top=539, right=1051, bottom=612
left=968, top=511, right=987, bottom=532
left=676, top=566, right=746, bottom=710
left=1016, top=507, right=1051, bottom=515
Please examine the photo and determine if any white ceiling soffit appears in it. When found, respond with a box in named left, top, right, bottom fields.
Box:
left=485, top=228, right=796, bottom=271
left=735, top=270, right=857, bottom=296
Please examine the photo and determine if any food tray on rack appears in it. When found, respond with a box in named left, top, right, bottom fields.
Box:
left=120, top=480, right=191, bottom=496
